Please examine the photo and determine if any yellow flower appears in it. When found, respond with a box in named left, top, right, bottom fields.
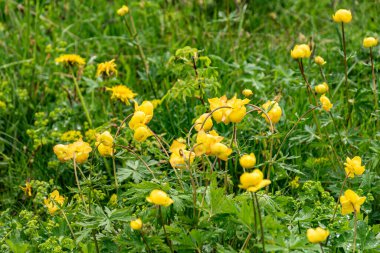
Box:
left=151, top=99, right=162, bottom=109
left=60, top=130, right=82, bottom=142
left=96, top=131, right=114, bottom=147
left=289, top=176, right=300, bottom=189
left=146, top=189, right=174, bottom=207
left=242, top=89, right=253, bottom=97
left=169, top=139, right=193, bottom=169
left=169, top=150, right=195, bottom=169
left=314, top=56, right=326, bottom=66
left=227, top=96, right=250, bottom=123
left=363, top=37, right=378, bottom=48
left=55, top=54, right=85, bottom=66
left=239, top=153, right=256, bottom=169
left=130, top=218, right=142, bottom=230
left=109, top=194, right=118, bottom=206
left=315, top=82, right=329, bottom=94
left=307, top=227, right=329, bottom=243
left=69, top=139, right=92, bottom=163
left=290, top=44, right=312, bottom=59
left=20, top=181, right=32, bottom=197
left=135, top=101, right=154, bottom=124
left=332, top=9, right=352, bottom=23
left=239, top=169, right=271, bottom=192
left=261, top=101, right=282, bottom=124
left=210, top=142, right=232, bottom=161
left=129, top=111, right=148, bottom=130
left=194, top=130, right=223, bottom=156
left=117, top=5, right=129, bottom=16
left=320, top=95, right=333, bottom=112
left=106, top=85, right=137, bottom=105
left=340, top=189, right=366, bottom=215
left=208, top=96, right=229, bottom=123
left=96, top=59, right=117, bottom=77
left=194, top=113, right=213, bottom=132
left=53, top=144, right=73, bottom=162
left=44, top=190, right=65, bottom=215
left=344, top=156, right=365, bottom=178
left=97, top=143, right=113, bottom=157
left=133, top=125, right=153, bottom=142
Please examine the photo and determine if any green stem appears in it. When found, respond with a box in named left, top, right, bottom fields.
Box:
left=341, top=22, right=351, bottom=124
left=140, top=231, right=152, bottom=253
left=254, top=193, right=266, bottom=253
left=112, top=154, right=118, bottom=192
left=61, top=209, right=76, bottom=240
left=70, top=68, right=92, bottom=127
left=73, top=157, right=89, bottom=213
left=369, top=47, right=379, bottom=120
left=159, top=206, right=173, bottom=253
left=331, top=174, right=349, bottom=224
left=320, top=243, right=325, bottom=253
left=353, top=209, right=357, bottom=253
left=250, top=193, right=258, bottom=251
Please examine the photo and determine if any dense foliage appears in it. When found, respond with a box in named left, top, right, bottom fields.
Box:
left=0, top=0, right=379, bottom=252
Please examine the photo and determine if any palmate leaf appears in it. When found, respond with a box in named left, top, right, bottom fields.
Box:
left=117, top=160, right=153, bottom=183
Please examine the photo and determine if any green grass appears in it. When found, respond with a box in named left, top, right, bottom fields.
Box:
left=0, top=0, right=379, bottom=252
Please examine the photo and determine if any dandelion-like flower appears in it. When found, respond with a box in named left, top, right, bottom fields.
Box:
left=340, top=189, right=366, bottom=215
left=307, top=227, right=329, bottom=243
left=55, top=54, right=85, bottom=66
left=169, top=139, right=195, bottom=169
left=96, top=59, right=118, bottom=78
left=344, top=156, right=365, bottom=178
left=69, top=139, right=92, bottom=163
left=106, top=85, right=137, bottom=105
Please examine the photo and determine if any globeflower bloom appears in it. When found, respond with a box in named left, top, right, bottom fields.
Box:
left=242, top=89, right=253, bottom=97
left=261, top=101, right=282, bottom=124
left=55, top=54, right=85, bottom=66
left=130, top=218, right=142, bottom=230
left=69, top=139, right=92, bottom=163
left=307, top=227, right=329, bottom=243
left=208, top=96, right=230, bottom=124
left=169, top=139, right=195, bottom=169
left=210, top=142, right=232, bottom=161
left=44, top=190, right=65, bottom=215
left=290, top=44, right=312, bottom=59
left=133, top=125, right=153, bottom=142
left=344, top=156, right=365, bottom=178
left=96, top=131, right=113, bottom=147
left=146, top=189, right=174, bottom=207
left=96, top=59, right=117, bottom=77
left=315, top=82, right=329, bottom=94
left=363, top=37, right=378, bottom=48
left=193, top=130, right=223, bottom=156
left=117, top=5, right=129, bottom=16
left=239, top=153, right=256, bottom=169
left=340, top=189, right=366, bottom=215
left=194, top=113, right=213, bottom=132
left=53, top=144, right=74, bottom=162
left=320, top=95, right=333, bottom=112
left=239, top=169, right=271, bottom=192
left=106, top=85, right=137, bottom=105
left=97, top=143, right=113, bottom=157
left=314, top=56, right=326, bottom=66
left=227, top=96, right=250, bottom=123
left=135, top=101, right=154, bottom=124
left=332, top=9, right=352, bottom=23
